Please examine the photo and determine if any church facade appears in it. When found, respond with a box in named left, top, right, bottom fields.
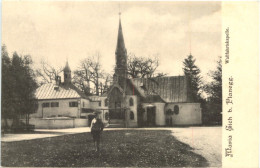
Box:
left=107, top=16, right=202, bottom=127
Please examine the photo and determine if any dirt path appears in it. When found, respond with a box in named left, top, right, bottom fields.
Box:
left=171, top=127, right=222, bottom=167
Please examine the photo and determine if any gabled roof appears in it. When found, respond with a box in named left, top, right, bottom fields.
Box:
left=107, top=83, right=125, bottom=96
left=130, top=76, right=190, bottom=103
left=35, top=83, right=88, bottom=100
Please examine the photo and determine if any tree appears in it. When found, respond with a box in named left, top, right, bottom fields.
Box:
left=127, top=53, right=167, bottom=78
left=73, top=69, right=91, bottom=95
left=182, top=54, right=202, bottom=102
left=2, top=45, right=16, bottom=122
left=1, top=45, right=38, bottom=130
left=36, top=60, right=63, bottom=84
left=99, top=73, right=112, bottom=95
left=204, top=57, right=222, bottom=124
left=73, top=53, right=110, bottom=96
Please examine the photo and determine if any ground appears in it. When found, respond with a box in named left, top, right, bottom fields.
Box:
left=1, top=127, right=221, bottom=167
left=172, top=127, right=222, bottom=167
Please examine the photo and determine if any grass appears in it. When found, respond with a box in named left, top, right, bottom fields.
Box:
left=1, top=130, right=208, bottom=167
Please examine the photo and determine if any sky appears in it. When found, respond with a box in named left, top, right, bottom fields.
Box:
left=2, top=1, right=221, bottom=82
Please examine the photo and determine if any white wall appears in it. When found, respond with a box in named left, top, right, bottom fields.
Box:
left=126, top=95, right=138, bottom=127
left=165, top=103, right=202, bottom=125
left=32, top=98, right=90, bottom=118
left=28, top=118, right=88, bottom=129
left=154, top=103, right=166, bottom=126
left=81, top=99, right=91, bottom=108
left=141, top=103, right=165, bottom=126
left=74, top=118, right=89, bottom=127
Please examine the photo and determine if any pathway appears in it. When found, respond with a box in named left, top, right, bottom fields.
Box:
left=1, top=127, right=90, bottom=142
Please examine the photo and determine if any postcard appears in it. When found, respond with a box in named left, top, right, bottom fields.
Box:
left=1, top=1, right=259, bottom=167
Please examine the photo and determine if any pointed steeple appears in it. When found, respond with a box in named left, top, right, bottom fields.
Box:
left=115, top=15, right=126, bottom=55
left=64, top=60, right=71, bottom=84
left=64, top=61, right=71, bottom=72
left=114, top=12, right=127, bottom=89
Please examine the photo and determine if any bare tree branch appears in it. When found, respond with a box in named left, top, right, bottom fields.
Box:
left=127, top=53, right=162, bottom=78
left=72, top=52, right=109, bottom=96
left=36, top=60, right=63, bottom=84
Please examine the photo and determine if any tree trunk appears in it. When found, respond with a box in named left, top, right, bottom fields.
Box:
left=100, top=83, right=103, bottom=95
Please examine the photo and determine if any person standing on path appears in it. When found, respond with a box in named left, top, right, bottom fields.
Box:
left=90, top=111, right=104, bottom=152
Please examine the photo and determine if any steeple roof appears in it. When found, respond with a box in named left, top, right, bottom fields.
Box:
left=64, top=61, right=71, bottom=72
left=116, top=17, right=126, bottom=54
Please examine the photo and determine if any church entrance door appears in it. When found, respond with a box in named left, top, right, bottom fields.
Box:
left=147, top=106, right=156, bottom=126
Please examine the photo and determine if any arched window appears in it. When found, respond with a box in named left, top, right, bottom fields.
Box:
left=174, top=105, right=179, bottom=115
left=129, top=98, right=134, bottom=106
left=105, top=98, right=108, bottom=107
left=105, top=112, right=109, bottom=120
left=130, top=111, right=134, bottom=120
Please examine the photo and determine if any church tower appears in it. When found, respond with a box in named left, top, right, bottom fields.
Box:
left=64, top=61, right=71, bottom=84
left=114, top=13, right=127, bottom=89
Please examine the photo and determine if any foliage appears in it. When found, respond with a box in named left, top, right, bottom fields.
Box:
left=2, top=45, right=15, bottom=119
left=204, top=57, right=222, bottom=103
left=1, top=45, right=38, bottom=125
left=127, top=53, right=167, bottom=78
left=203, top=57, right=222, bottom=124
left=182, top=54, right=202, bottom=102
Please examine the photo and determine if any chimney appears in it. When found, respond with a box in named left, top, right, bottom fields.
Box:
left=54, top=76, right=61, bottom=91
left=55, top=76, right=61, bottom=86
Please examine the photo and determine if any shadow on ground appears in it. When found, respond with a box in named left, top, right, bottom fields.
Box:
left=1, top=130, right=209, bottom=167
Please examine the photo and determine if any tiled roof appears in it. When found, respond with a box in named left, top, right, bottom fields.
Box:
left=35, top=83, right=87, bottom=100
left=130, top=76, right=190, bottom=103
left=141, top=95, right=166, bottom=103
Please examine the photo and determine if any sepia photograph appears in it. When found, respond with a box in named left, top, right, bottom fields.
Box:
left=2, top=1, right=224, bottom=167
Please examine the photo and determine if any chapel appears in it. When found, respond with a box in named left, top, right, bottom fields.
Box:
left=106, top=15, right=202, bottom=127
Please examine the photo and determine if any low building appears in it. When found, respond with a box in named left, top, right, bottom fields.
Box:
left=30, top=62, right=108, bottom=129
